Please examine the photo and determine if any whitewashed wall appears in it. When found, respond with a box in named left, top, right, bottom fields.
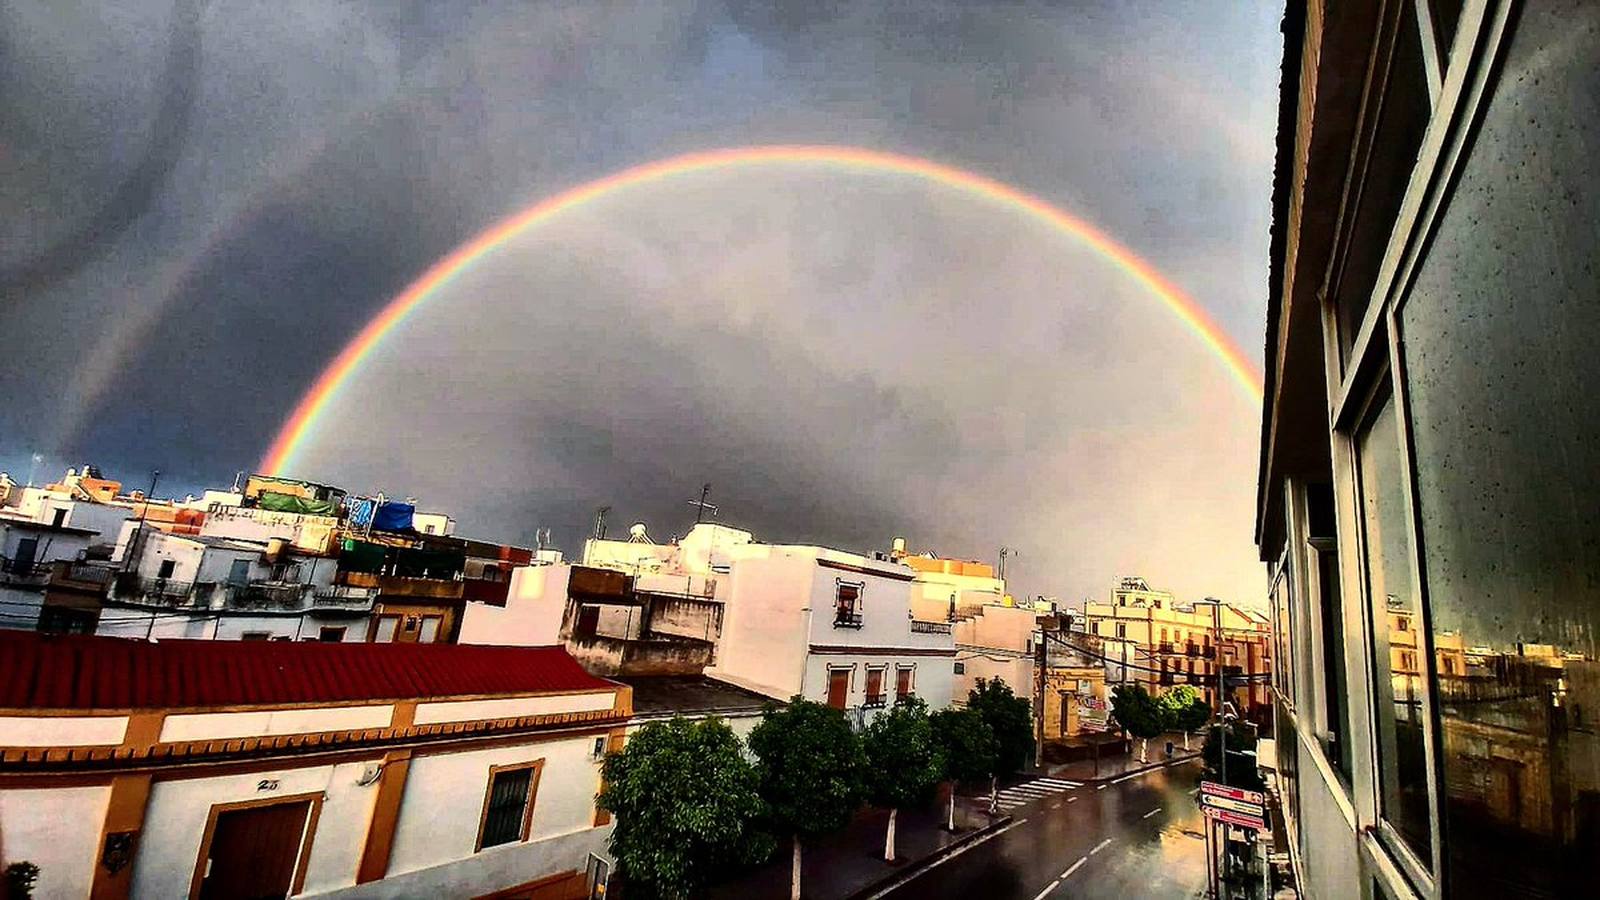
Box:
left=0, top=714, right=128, bottom=746
left=458, top=565, right=567, bottom=647
left=387, top=735, right=603, bottom=877
left=131, top=760, right=379, bottom=898
left=706, top=554, right=815, bottom=699
left=0, top=785, right=109, bottom=900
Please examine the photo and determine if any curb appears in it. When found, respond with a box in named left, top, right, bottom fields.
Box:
left=841, top=813, right=1015, bottom=900
left=1074, top=751, right=1202, bottom=784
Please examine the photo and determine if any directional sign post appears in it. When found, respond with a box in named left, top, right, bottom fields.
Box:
left=1199, top=781, right=1266, bottom=832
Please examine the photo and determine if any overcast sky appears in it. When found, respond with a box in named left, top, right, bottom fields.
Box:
left=1, top=1, right=1283, bottom=605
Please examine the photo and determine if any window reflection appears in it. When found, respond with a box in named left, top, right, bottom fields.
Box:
left=1355, top=393, right=1432, bottom=862
left=1397, top=2, right=1600, bottom=893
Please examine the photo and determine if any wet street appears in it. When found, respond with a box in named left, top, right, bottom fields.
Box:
left=869, top=759, right=1209, bottom=899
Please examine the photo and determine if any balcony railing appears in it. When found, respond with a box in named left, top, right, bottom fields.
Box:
left=227, top=582, right=312, bottom=610
left=910, top=620, right=953, bottom=635
left=834, top=608, right=863, bottom=629
left=1185, top=642, right=1200, bottom=657
left=1158, top=641, right=1174, bottom=654
left=54, top=561, right=116, bottom=587
left=113, top=573, right=197, bottom=605
left=313, top=584, right=378, bottom=607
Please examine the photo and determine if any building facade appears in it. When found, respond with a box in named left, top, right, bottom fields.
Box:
left=0, top=633, right=626, bottom=900
left=1257, top=2, right=1598, bottom=897
left=1083, top=578, right=1272, bottom=725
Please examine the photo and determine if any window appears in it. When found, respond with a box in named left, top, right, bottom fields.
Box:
left=826, top=667, right=850, bottom=710
left=318, top=626, right=346, bottom=642
left=1355, top=391, right=1431, bottom=862
left=1116, top=622, right=1127, bottom=639
left=477, top=761, right=542, bottom=850
left=1329, top=0, right=1434, bottom=363
left=895, top=666, right=913, bottom=701
left=953, top=661, right=965, bottom=675
left=834, top=581, right=863, bottom=628
left=372, top=615, right=399, bottom=643
left=418, top=615, right=442, bottom=643
left=49, top=508, right=66, bottom=527
left=1308, top=482, right=1353, bottom=784
left=241, top=631, right=271, bottom=641
left=157, top=558, right=176, bottom=579
left=865, top=667, right=885, bottom=707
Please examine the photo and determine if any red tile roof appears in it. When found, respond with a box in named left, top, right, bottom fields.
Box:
left=0, top=632, right=615, bottom=711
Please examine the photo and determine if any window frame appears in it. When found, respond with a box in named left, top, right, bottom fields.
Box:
left=1311, top=2, right=1515, bottom=895
left=864, top=665, right=887, bottom=707
left=833, top=579, right=864, bottom=629
left=475, top=759, right=544, bottom=852
left=894, top=664, right=915, bottom=701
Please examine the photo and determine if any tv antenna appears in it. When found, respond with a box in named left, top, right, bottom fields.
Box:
left=592, top=506, right=611, bottom=540
left=687, top=483, right=718, bottom=524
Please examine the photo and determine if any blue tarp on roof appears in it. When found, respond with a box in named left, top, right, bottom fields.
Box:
left=372, top=501, right=414, bottom=532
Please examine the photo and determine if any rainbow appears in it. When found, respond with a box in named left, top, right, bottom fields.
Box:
left=261, top=145, right=1262, bottom=475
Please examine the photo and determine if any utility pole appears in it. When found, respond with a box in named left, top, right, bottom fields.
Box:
left=687, top=483, right=717, bottom=524
left=1035, top=623, right=1047, bottom=769
left=122, top=469, right=160, bottom=575
left=1214, top=600, right=1226, bottom=787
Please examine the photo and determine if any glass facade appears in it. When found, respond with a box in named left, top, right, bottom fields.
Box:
left=1396, top=1, right=1600, bottom=893
left=1355, top=393, right=1431, bottom=861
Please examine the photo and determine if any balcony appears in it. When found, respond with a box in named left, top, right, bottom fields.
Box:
left=834, top=609, right=863, bottom=629
left=313, top=584, right=378, bottom=608
left=226, top=581, right=312, bottom=610
left=113, top=572, right=197, bottom=606
left=0, top=557, right=50, bottom=587
left=910, top=620, right=952, bottom=635
left=1158, top=641, right=1175, bottom=654
left=1185, top=642, right=1200, bottom=657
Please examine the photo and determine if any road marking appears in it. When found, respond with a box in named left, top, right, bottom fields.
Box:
left=860, top=818, right=1027, bottom=899
left=1068, top=796, right=1078, bottom=803
left=1062, top=857, right=1088, bottom=879
left=1030, top=878, right=1060, bottom=900
left=1143, top=807, right=1162, bottom=819
left=1090, top=838, right=1112, bottom=855
left=1050, top=801, right=1062, bottom=809
left=1035, top=778, right=1082, bottom=787
left=1096, top=785, right=1106, bottom=791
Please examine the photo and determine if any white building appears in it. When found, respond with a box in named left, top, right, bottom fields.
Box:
left=707, top=547, right=955, bottom=719
left=464, top=522, right=958, bottom=720
left=0, top=632, right=628, bottom=900
left=101, top=531, right=374, bottom=642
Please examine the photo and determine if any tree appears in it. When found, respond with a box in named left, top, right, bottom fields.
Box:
left=1111, top=684, right=1166, bottom=762
left=596, top=717, right=768, bottom=899
left=929, top=706, right=998, bottom=830
left=863, top=697, right=943, bottom=861
left=1158, top=685, right=1211, bottom=750
left=749, top=698, right=866, bottom=900
left=966, top=677, right=1033, bottom=809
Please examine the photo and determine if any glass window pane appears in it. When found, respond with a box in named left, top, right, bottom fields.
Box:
left=1333, top=1, right=1433, bottom=361
left=1398, top=2, right=1600, bottom=894
left=1309, top=482, right=1354, bottom=784
left=1355, top=393, right=1432, bottom=860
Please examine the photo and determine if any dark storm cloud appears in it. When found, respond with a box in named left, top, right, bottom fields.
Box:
left=0, top=1, right=1281, bottom=603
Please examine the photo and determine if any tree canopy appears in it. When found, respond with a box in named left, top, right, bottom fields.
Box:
left=863, top=697, right=943, bottom=811
left=748, top=698, right=866, bottom=840
left=597, top=716, right=769, bottom=899
left=930, top=706, right=998, bottom=784
left=966, top=677, right=1034, bottom=774
left=1111, top=683, right=1166, bottom=740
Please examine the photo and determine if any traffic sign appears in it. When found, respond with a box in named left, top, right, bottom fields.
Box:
left=1200, top=781, right=1265, bottom=806
left=1202, top=805, right=1266, bottom=831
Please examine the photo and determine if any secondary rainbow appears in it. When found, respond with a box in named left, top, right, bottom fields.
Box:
left=261, top=145, right=1262, bottom=475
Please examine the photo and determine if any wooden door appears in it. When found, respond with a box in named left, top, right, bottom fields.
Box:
left=197, top=798, right=312, bottom=900
left=827, top=669, right=849, bottom=709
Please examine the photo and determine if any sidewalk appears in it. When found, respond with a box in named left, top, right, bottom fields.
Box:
left=707, top=795, right=1005, bottom=900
